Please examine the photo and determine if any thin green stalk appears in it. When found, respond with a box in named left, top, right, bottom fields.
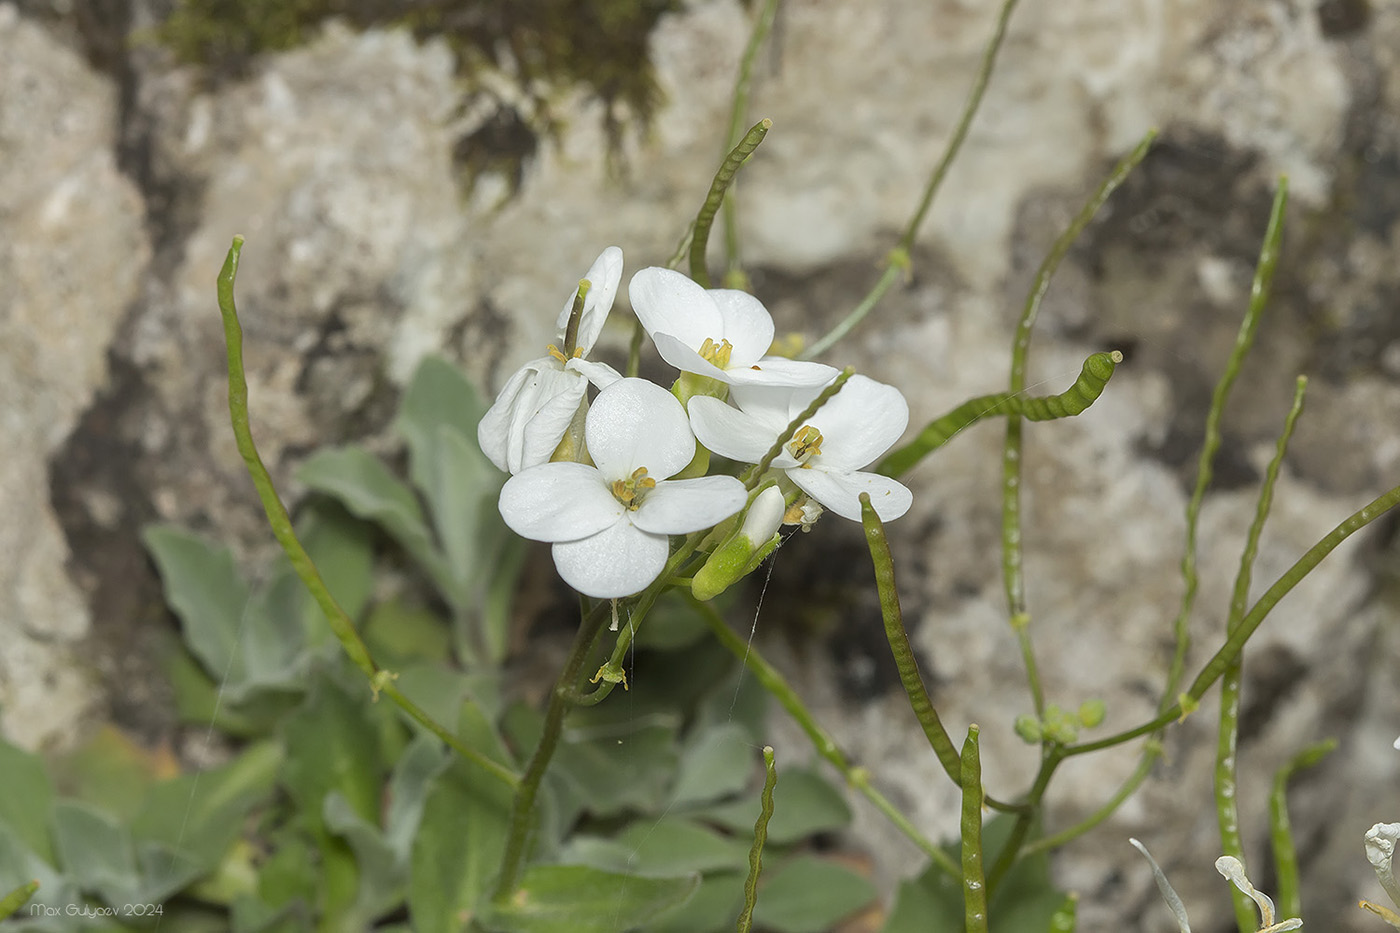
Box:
left=741, top=367, right=854, bottom=488
left=860, top=494, right=961, bottom=782
left=985, top=746, right=1064, bottom=892
left=0, top=880, right=38, bottom=920
left=878, top=350, right=1123, bottom=477
left=1001, top=131, right=1157, bottom=719
left=1216, top=375, right=1306, bottom=933
left=1020, top=741, right=1160, bottom=857
left=1164, top=178, right=1289, bottom=712
left=626, top=318, right=645, bottom=377
left=692, top=594, right=960, bottom=878
left=1066, top=477, right=1400, bottom=756
left=805, top=0, right=1022, bottom=358
left=573, top=532, right=710, bottom=706
left=721, top=0, right=780, bottom=288
left=493, top=600, right=612, bottom=902
left=688, top=119, right=772, bottom=287
left=216, top=237, right=519, bottom=790
left=736, top=746, right=778, bottom=933
left=961, top=726, right=989, bottom=933
left=1270, top=739, right=1336, bottom=921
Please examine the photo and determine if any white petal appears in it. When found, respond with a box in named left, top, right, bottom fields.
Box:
left=556, top=246, right=624, bottom=353
left=723, top=357, right=840, bottom=389
left=707, top=289, right=774, bottom=368
left=552, top=518, right=669, bottom=598
left=631, top=475, right=748, bottom=535
left=687, top=396, right=790, bottom=465
left=651, top=331, right=731, bottom=381
left=499, top=462, right=622, bottom=542
left=515, top=372, right=587, bottom=472
left=567, top=357, right=623, bottom=390
left=629, top=267, right=721, bottom=352
left=731, top=379, right=823, bottom=420
left=804, top=375, right=909, bottom=470
left=585, top=378, right=696, bottom=480
left=788, top=467, right=912, bottom=522
left=478, top=363, right=537, bottom=473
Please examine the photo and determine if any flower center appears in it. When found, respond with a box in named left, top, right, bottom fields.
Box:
left=546, top=344, right=585, bottom=364
left=785, top=425, right=824, bottom=465
left=698, top=337, right=734, bottom=369
left=610, top=466, right=657, bottom=510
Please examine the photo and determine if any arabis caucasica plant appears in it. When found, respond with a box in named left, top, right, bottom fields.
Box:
left=481, top=247, right=913, bottom=598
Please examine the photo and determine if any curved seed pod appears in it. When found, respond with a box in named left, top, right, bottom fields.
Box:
left=877, top=350, right=1122, bottom=477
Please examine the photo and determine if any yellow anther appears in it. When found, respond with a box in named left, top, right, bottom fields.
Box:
left=610, top=466, right=656, bottom=510
left=785, top=425, right=824, bottom=464
left=698, top=337, right=734, bottom=369
left=546, top=344, right=568, bottom=363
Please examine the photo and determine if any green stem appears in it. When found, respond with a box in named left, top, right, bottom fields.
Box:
left=492, top=600, right=612, bottom=902
left=804, top=0, right=1023, bottom=358
left=721, top=0, right=780, bottom=288
left=1020, top=741, right=1160, bottom=856
left=859, top=494, right=961, bottom=782
left=1066, top=478, right=1400, bottom=756
left=741, top=368, right=855, bottom=488
left=736, top=746, right=778, bottom=933
left=985, top=747, right=1063, bottom=892
left=877, top=350, right=1123, bottom=476
left=1164, top=178, right=1288, bottom=712
left=1215, top=374, right=1306, bottom=933
left=0, top=880, right=38, bottom=920
left=1270, top=739, right=1336, bottom=921
left=216, top=237, right=519, bottom=790
left=689, top=119, right=772, bottom=287
left=961, top=726, right=988, bottom=933
left=692, top=594, right=959, bottom=878
left=1001, top=131, right=1157, bottom=719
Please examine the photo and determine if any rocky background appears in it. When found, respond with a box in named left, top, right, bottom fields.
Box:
left=2, top=0, right=1398, bottom=929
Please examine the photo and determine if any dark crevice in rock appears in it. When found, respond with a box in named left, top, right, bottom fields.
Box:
left=47, top=354, right=177, bottom=745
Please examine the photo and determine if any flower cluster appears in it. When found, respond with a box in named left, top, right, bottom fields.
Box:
left=479, top=248, right=913, bottom=598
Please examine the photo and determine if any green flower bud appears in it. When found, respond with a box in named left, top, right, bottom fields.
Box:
left=691, top=486, right=784, bottom=601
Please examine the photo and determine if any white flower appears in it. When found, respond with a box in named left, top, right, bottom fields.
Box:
left=688, top=374, right=913, bottom=522
left=497, top=378, right=747, bottom=598
left=628, top=266, right=836, bottom=388
left=478, top=247, right=625, bottom=474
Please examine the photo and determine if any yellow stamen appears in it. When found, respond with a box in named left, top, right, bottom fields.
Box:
left=610, top=466, right=657, bottom=510
left=546, top=344, right=568, bottom=363
left=698, top=337, right=734, bottom=369
left=785, top=425, right=824, bottom=464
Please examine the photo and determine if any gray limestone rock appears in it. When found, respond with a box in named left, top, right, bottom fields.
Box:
left=2, top=0, right=1397, bottom=928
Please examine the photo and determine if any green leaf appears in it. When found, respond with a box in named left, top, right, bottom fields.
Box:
left=479, top=864, right=699, bottom=933
left=383, top=736, right=450, bottom=863
left=669, top=723, right=754, bottom=808
left=278, top=674, right=384, bottom=837
left=553, top=719, right=680, bottom=818
left=142, top=524, right=248, bottom=679
left=649, top=871, right=745, bottom=933
left=408, top=757, right=511, bottom=933
left=363, top=599, right=452, bottom=667
left=750, top=855, right=875, bottom=933
left=324, top=792, right=404, bottom=920
left=132, top=741, right=281, bottom=870
left=0, top=824, right=72, bottom=919
left=52, top=801, right=139, bottom=906
left=560, top=818, right=750, bottom=877
left=295, top=446, right=439, bottom=572
left=396, top=356, right=488, bottom=474
left=0, top=736, right=54, bottom=863
left=298, top=498, right=375, bottom=638
left=395, top=357, right=523, bottom=666
left=696, top=767, right=851, bottom=845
